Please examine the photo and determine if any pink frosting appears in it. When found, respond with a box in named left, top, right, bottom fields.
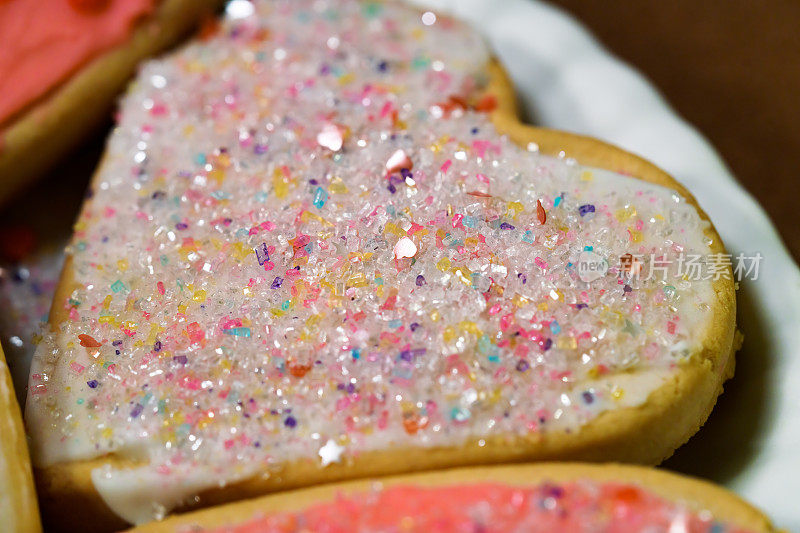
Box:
left=212, top=482, right=751, bottom=533
left=0, top=0, right=155, bottom=126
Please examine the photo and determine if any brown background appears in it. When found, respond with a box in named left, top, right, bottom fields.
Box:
left=549, top=0, right=800, bottom=263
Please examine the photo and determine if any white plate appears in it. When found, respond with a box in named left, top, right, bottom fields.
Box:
left=410, top=0, right=800, bottom=528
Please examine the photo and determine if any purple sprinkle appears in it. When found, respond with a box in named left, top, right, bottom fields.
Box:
left=153, top=340, right=162, bottom=352
left=112, top=340, right=123, bottom=346
left=254, top=144, right=268, bottom=154
left=173, top=355, right=188, bottom=365
left=544, top=485, right=565, bottom=498
left=284, top=416, right=297, bottom=428
left=271, top=276, right=284, bottom=289
left=254, top=242, right=270, bottom=265
left=578, top=204, right=595, bottom=217
left=500, top=222, right=515, bottom=230
left=400, top=168, right=412, bottom=179
left=346, top=383, right=356, bottom=394
left=541, top=338, right=553, bottom=351
left=576, top=303, right=589, bottom=310
left=387, top=183, right=397, bottom=194
left=87, top=380, right=99, bottom=389
left=309, top=179, right=319, bottom=185
left=415, top=275, right=426, bottom=286
left=582, top=391, right=595, bottom=404
left=175, top=222, right=188, bottom=230
left=399, top=350, right=413, bottom=362
left=623, top=285, right=632, bottom=293
left=517, top=272, right=527, bottom=284
left=409, top=322, right=420, bottom=332
left=130, top=404, right=143, bottom=418
left=516, top=359, right=530, bottom=372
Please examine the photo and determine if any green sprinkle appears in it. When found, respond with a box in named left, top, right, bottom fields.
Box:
left=110, top=280, right=127, bottom=293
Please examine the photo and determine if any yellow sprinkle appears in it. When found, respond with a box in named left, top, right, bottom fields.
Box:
left=612, top=388, right=625, bottom=400
left=436, top=258, right=451, bottom=271
left=192, top=290, right=207, bottom=303
left=348, top=273, right=368, bottom=287
left=507, top=201, right=525, bottom=218
left=117, top=259, right=129, bottom=272
left=512, top=293, right=530, bottom=307
left=329, top=177, right=348, bottom=194
left=580, top=170, right=594, bottom=181
left=556, top=336, right=578, bottom=350
left=337, top=72, right=355, bottom=85
left=273, top=168, right=289, bottom=199
left=208, top=169, right=225, bottom=184
left=459, top=321, right=480, bottom=335
left=615, top=205, right=637, bottom=222
left=628, top=228, right=643, bottom=243
left=453, top=268, right=472, bottom=286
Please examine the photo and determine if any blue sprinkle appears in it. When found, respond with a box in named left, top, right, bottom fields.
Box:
left=351, top=348, right=361, bottom=360
left=223, top=327, right=252, bottom=337
left=554, top=195, right=563, bottom=207
left=522, top=230, right=534, bottom=244
left=550, top=321, right=561, bottom=335
left=450, top=407, right=471, bottom=422
left=312, top=187, right=328, bottom=208
left=194, top=153, right=206, bottom=165
left=584, top=245, right=593, bottom=251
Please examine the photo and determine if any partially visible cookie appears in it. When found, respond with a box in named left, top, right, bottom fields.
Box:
left=0, top=344, right=39, bottom=533
left=0, top=0, right=224, bottom=203
left=132, top=463, right=776, bottom=532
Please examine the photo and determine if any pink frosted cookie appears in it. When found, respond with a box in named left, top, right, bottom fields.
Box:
left=133, top=464, right=775, bottom=533
left=0, top=0, right=224, bottom=202
left=25, top=0, right=737, bottom=529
